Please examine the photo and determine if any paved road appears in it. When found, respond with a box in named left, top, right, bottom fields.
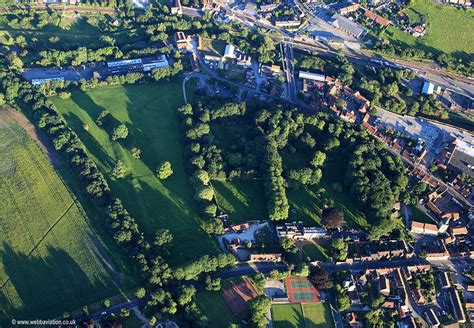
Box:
left=79, top=263, right=287, bottom=323
left=281, top=43, right=297, bottom=102
left=318, top=258, right=431, bottom=273
left=219, top=1, right=474, bottom=99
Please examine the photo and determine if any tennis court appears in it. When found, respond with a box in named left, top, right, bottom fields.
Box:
left=285, top=277, right=320, bottom=304
left=290, top=279, right=313, bottom=289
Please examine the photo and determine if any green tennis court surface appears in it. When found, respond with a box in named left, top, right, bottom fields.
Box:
left=293, top=292, right=317, bottom=301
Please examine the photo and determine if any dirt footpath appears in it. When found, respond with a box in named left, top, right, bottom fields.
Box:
left=3, top=108, right=63, bottom=166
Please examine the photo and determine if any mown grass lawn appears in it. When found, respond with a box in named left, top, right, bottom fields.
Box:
left=212, top=180, right=268, bottom=223
left=272, top=304, right=305, bottom=328
left=194, top=289, right=241, bottom=328
left=383, top=0, right=474, bottom=59
left=287, top=184, right=368, bottom=229
left=272, top=303, right=334, bottom=328
left=408, top=205, right=434, bottom=224
left=302, top=303, right=334, bottom=328
left=52, top=81, right=220, bottom=266
left=0, top=111, right=132, bottom=323
left=302, top=243, right=329, bottom=262
left=199, top=37, right=227, bottom=57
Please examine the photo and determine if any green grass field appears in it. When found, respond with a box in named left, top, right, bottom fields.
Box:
left=301, top=303, right=334, bottom=328
left=302, top=243, right=329, bottom=262
left=199, top=37, right=227, bottom=57
left=273, top=303, right=305, bottom=328
left=195, top=289, right=241, bottom=327
left=408, top=205, right=434, bottom=224
left=0, top=12, right=142, bottom=65
left=212, top=180, right=267, bottom=223
left=272, top=303, right=333, bottom=328
left=383, top=0, right=474, bottom=59
left=287, top=184, right=368, bottom=229
left=285, top=149, right=369, bottom=229
left=52, top=81, right=220, bottom=266
left=0, top=110, right=132, bottom=323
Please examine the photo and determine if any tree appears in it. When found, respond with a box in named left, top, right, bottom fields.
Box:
left=335, top=284, right=350, bottom=312
left=157, top=161, right=173, bottom=179
left=178, top=286, right=196, bottom=306
left=193, top=169, right=210, bottom=185
left=324, top=137, right=340, bottom=151
left=195, top=185, right=214, bottom=201
left=370, top=295, right=385, bottom=309
left=321, top=207, right=344, bottom=229
left=253, top=273, right=266, bottom=291
left=309, top=267, right=333, bottom=289
left=154, top=229, right=173, bottom=247
left=249, top=296, right=272, bottom=328
left=330, top=238, right=348, bottom=261
left=280, top=237, right=298, bottom=253
left=135, top=287, right=146, bottom=299
left=111, top=124, right=128, bottom=140
left=310, top=151, right=326, bottom=167
left=387, top=82, right=399, bottom=97
left=112, top=160, right=127, bottom=178
left=131, top=147, right=141, bottom=159
left=7, top=52, right=23, bottom=71
left=335, top=98, right=347, bottom=110
left=205, top=275, right=221, bottom=291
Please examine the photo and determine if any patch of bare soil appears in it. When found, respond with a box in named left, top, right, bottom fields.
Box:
left=4, top=108, right=63, bottom=166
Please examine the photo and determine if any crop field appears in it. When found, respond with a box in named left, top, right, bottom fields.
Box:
left=212, top=180, right=267, bottom=223
left=52, top=81, right=220, bottom=266
left=0, top=110, right=130, bottom=323
left=384, top=0, right=474, bottom=59
left=272, top=303, right=333, bottom=328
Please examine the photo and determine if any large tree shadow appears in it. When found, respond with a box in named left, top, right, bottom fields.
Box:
left=0, top=243, right=109, bottom=324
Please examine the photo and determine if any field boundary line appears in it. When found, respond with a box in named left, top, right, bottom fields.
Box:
left=0, top=199, right=77, bottom=289
left=300, top=303, right=304, bottom=328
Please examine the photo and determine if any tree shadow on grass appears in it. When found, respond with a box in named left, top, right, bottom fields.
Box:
left=61, top=111, right=115, bottom=169
left=0, top=243, right=109, bottom=324
left=273, top=305, right=306, bottom=328
left=116, top=178, right=219, bottom=265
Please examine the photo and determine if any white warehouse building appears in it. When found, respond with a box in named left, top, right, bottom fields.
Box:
left=107, top=58, right=143, bottom=68
left=143, top=55, right=169, bottom=71
left=299, top=71, right=326, bottom=82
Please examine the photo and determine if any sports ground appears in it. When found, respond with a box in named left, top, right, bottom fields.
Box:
left=0, top=110, right=131, bottom=322
left=272, top=303, right=334, bottom=328
left=52, top=81, right=220, bottom=266
left=285, top=277, right=320, bottom=303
